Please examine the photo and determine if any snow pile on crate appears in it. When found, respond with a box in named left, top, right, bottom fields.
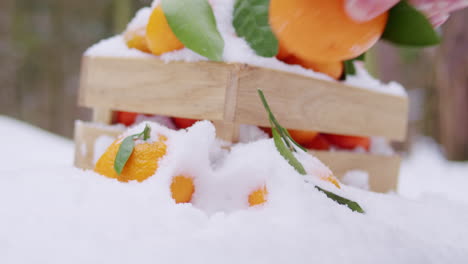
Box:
left=1, top=118, right=468, bottom=264
left=85, top=0, right=405, bottom=96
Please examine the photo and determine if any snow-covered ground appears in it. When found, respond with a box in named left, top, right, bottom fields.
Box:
left=0, top=116, right=467, bottom=264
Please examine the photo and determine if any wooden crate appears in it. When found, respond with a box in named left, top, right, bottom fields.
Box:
left=75, top=55, right=408, bottom=193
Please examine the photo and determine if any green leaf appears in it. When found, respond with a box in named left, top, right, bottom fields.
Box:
left=272, top=127, right=307, bottom=175
left=233, top=0, right=278, bottom=57
left=343, top=53, right=366, bottom=78
left=315, top=186, right=365, bottom=213
left=343, top=60, right=356, bottom=76
left=114, top=136, right=135, bottom=175
left=113, top=125, right=152, bottom=175
left=382, top=1, right=441, bottom=47
left=258, top=89, right=365, bottom=214
left=141, top=124, right=151, bottom=140
left=162, top=0, right=224, bottom=61
left=282, top=127, right=308, bottom=152
left=355, top=53, right=366, bottom=61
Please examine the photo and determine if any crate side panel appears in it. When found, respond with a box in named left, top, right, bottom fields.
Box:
left=80, top=56, right=233, bottom=120
left=236, top=66, right=408, bottom=140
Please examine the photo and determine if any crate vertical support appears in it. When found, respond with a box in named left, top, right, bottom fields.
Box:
left=213, top=64, right=243, bottom=142
left=92, top=108, right=115, bottom=125
left=74, top=108, right=115, bottom=169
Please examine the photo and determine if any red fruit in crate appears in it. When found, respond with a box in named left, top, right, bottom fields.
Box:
left=303, top=134, right=331, bottom=151
left=260, top=127, right=272, bottom=137
left=116, top=111, right=138, bottom=126
left=322, top=134, right=370, bottom=151
left=172, top=117, right=199, bottom=129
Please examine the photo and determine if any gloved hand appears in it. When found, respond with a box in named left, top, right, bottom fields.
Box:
left=345, top=0, right=468, bottom=27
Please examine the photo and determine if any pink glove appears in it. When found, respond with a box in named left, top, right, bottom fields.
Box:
left=345, top=0, right=468, bottom=27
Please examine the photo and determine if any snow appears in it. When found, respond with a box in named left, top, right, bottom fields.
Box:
left=125, top=7, right=151, bottom=32
left=85, top=1, right=406, bottom=96
left=0, top=116, right=73, bottom=171
left=399, top=138, right=468, bottom=204
left=1, top=116, right=468, bottom=263
left=342, top=170, right=370, bottom=190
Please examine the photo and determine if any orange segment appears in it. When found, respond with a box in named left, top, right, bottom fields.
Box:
left=146, top=6, right=184, bottom=55
left=124, top=27, right=151, bottom=53
left=248, top=186, right=268, bottom=206
left=94, top=138, right=167, bottom=182
left=170, top=175, right=195, bottom=204
left=269, top=0, right=388, bottom=62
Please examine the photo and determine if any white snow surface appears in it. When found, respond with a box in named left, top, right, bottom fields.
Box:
left=85, top=1, right=406, bottom=96
left=1, top=116, right=468, bottom=263
left=399, top=138, right=468, bottom=204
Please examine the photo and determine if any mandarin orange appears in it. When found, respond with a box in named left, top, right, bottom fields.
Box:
left=287, top=129, right=319, bottom=145
left=285, top=55, right=344, bottom=80
left=94, top=136, right=167, bottom=182
left=269, top=0, right=388, bottom=62
left=124, top=26, right=151, bottom=53
left=146, top=6, right=184, bottom=55
left=248, top=186, right=268, bottom=206
left=170, top=175, right=195, bottom=204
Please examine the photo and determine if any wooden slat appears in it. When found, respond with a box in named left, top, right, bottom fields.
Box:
left=79, top=56, right=408, bottom=140
left=79, top=56, right=237, bottom=121
left=74, top=121, right=400, bottom=192
left=311, top=151, right=400, bottom=193
left=236, top=66, right=408, bottom=141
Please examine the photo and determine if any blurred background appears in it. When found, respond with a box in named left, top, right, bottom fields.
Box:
left=0, top=0, right=467, bottom=160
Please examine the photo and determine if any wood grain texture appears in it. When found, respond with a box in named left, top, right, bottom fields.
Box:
left=311, top=150, right=400, bottom=193
left=74, top=122, right=400, bottom=192
left=236, top=66, right=408, bottom=141
left=80, top=56, right=408, bottom=140
left=79, top=56, right=237, bottom=121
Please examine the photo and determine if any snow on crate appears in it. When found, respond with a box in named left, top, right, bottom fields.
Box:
left=1, top=121, right=468, bottom=263
left=85, top=0, right=405, bottom=96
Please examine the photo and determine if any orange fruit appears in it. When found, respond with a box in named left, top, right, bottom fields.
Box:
left=94, top=136, right=167, bottom=182
left=269, top=0, right=388, bottom=62
left=248, top=186, right=268, bottom=206
left=146, top=6, right=184, bottom=55
left=124, top=27, right=151, bottom=53
left=284, top=55, right=344, bottom=80
left=94, top=135, right=196, bottom=203
left=287, top=129, right=319, bottom=146
left=170, top=175, right=195, bottom=203
left=322, top=133, right=370, bottom=151
left=172, top=117, right=199, bottom=129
